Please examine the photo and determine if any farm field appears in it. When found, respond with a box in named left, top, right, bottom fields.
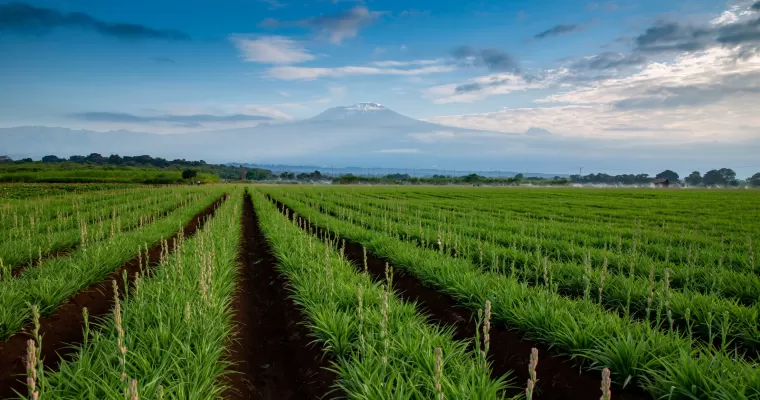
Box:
left=0, top=183, right=758, bottom=399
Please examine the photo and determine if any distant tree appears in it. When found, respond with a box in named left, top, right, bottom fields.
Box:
left=182, top=169, right=198, bottom=180
left=108, top=154, right=123, bottom=164
left=684, top=171, right=702, bottom=186
left=462, top=173, right=483, bottom=183
left=0, top=156, right=11, bottom=163
left=702, top=168, right=736, bottom=186
left=69, top=155, right=86, bottom=163
left=337, top=174, right=360, bottom=184
left=85, top=153, right=106, bottom=164
left=41, top=155, right=62, bottom=163
left=16, top=158, right=33, bottom=164
left=749, top=173, right=760, bottom=187
left=656, top=170, right=680, bottom=181
left=514, top=173, right=524, bottom=180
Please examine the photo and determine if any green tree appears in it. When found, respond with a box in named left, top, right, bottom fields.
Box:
left=749, top=173, right=760, bottom=187
left=684, top=171, right=702, bottom=186
left=656, top=170, right=679, bottom=181
left=514, top=173, right=524, bottom=180
left=182, top=169, right=198, bottom=180
left=703, top=168, right=736, bottom=186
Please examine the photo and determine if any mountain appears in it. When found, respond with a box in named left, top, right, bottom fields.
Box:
left=0, top=103, right=519, bottom=167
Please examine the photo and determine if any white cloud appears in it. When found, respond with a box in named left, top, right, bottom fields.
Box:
left=230, top=35, right=314, bottom=64
left=266, top=64, right=456, bottom=80
left=371, top=59, right=442, bottom=67
left=374, top=148, right=421, bottom=153
left=423, top=71, right=566, bottom=103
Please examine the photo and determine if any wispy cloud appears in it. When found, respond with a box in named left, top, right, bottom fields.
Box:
left=230, top=35, right=314, bottom=64
left=0, top=2, right=189, bottom=40
left=533, top=24, right=583, bottom=39
left=568, top=52, right=646, bottom=70
left=374, top=148, right=421, bottom=153
left=266, top=64, right=455, bottom=80
left=450, top=46, right=519, bottom=72
left=371, top=59, right=442, bottom=67
left=260, top=6, right=384, bottom=43
left=69, top=112, right=273, bottom=124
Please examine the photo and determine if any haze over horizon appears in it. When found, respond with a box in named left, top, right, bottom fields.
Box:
left=2, top=0, right=760, bottom=176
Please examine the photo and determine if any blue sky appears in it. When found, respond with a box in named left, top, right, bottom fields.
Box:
left=1, top=0, right=759, bottom=174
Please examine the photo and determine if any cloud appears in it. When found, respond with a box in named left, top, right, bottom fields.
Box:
left=230, top=35, right=314, bottom=64
left=753, top=1, right=760, bottom=11
left=429, top=46, right=760, bottom=142
left=260, top=6, right=384, bottom=43
left=450, top=46, right=519, bottom=72
left=426, top=70, right=565, bottom=103
left=69, top=112, right=274, bottom=125
left=374, top=148, right=421, bottom=153
left=0, top=2, right=189, bottom=40
left=266, top=64, right=455, bottom=80
left=634, top=16, right=760, bottom=54
left=533, top=24, right=582, bottom=39
left=371, top=59, right=442, bottom=67
left=569, top=52, right=647, bottom=70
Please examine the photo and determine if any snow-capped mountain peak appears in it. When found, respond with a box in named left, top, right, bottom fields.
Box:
left=345, top=102, right=386, bottom=112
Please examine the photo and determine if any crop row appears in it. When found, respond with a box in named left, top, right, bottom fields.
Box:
left=0, top=189, right=202, bottom=270
left=265, top=188, right=760, bottom=399
left=354, top=187, right=759, bottom=238
left=289, top=190, right=760, bottom=356
left=298, top=189, right=760, bottom=304
left=249, top=190, right=513, bottom=398
left=27, top=188, right=240, bottom=399
left=305, top=189, right=758, bottom=274
left=0, top=189, right=225, bottom=339
left=0, top=185, right=151, bottom=229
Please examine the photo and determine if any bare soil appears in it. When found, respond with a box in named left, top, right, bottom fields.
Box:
left=222, top=192, right=337, bottom=400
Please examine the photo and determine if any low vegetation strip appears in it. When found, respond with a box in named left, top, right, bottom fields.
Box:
left=300, top=188, right=758, bottom=278
left=269, top=194, right=628, bottom=400
left=0, top=191, right=226, bottom=399
left=265, top=189, right=760, bottom=400
left=250, top=190, right=511, bottom=398
left=0, top=190, right=225, bottom=339
left=292, top=192, right=760, bottom=354
left=22, top=190, right=238, bottom=399
left=1, top=189, right=201, bottom=272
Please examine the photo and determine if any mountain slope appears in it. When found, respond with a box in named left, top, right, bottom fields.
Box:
left=0, top=103, right=515, bottom=162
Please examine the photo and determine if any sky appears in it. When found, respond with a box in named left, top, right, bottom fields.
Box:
left=1, top=0, right=760, bottom=175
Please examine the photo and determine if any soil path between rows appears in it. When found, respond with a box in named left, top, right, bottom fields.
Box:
left=0, top=195, right=226, bottom=399
left=268, top=194, right=650, bottom=400
left=222, top=192, right=336, bottom=400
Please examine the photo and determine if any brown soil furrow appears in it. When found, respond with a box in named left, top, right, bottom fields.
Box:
left=268, top=194, right=650, bottom=400
left=0, top=195, right=227, bottom=399
left=10, top=201, right=189, bottom=278
left=223, top=192, right=336, bottom=400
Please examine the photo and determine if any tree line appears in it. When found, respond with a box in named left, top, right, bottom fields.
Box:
left=571, top=168, right=760, bottom=187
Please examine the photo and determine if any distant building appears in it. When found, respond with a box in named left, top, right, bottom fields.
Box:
left=653, top=178, right=670, bottom=187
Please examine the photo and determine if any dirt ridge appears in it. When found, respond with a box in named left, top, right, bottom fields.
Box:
left=222, top=192, right=336, bottom=400
left=0, top=194, right=226, bottom=399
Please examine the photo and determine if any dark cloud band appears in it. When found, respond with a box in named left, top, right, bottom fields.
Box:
left=534, top=24, right=582, bottom=39
left=0, top=2, right=189, bottom=40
